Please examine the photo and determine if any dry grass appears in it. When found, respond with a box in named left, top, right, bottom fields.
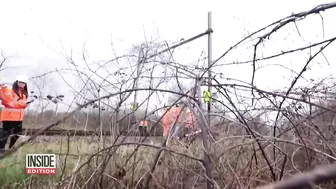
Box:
left=0, top=136, right=204, bottom=188
left=3, top=104, right=336, bottom=189
left=0, top=134, right=254, bottom=188
left=2, top=108, right=336, bottom=189
left=1, top=131, right=333, bottom=189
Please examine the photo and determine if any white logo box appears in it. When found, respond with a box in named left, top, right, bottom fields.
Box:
left=25, top=154, right=56, bottom=175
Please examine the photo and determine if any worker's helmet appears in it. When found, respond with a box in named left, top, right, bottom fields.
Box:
left=16, top=74, right=28, bottom=83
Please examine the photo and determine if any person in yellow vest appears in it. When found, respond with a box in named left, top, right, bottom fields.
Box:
left=0, top=75, right=29, bottom=153
left=139, top=119, right=149, bottom=136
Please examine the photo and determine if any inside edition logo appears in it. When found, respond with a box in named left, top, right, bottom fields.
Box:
left=26, top=154, right=56, bottom=175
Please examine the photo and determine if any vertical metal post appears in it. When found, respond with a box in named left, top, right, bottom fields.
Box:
left=98, top=88, right=101, bottom=127
left=95, top=88, right=102, bottom=170
left=97, top=87, right=104, bottom=188
left=55, top=102, right=58, bottom=117
left=131, top=49, right=143, bottom=132
left=98, top=88, right=103, bottom=141
left=133, top=58, right=141, bottom=110
left=207, top=11, right=212, bottom=126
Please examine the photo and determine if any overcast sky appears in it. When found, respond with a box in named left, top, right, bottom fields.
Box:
left=0, top=0, right=335, bottom=114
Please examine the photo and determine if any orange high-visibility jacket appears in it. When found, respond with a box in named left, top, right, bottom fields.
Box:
left=0, top=86, right=28, bottom=121
left=139, top=120, right=149, bottom=127
left=162, top=107, right=196, bottom=137
left=184, top=110, right=194, bottom=128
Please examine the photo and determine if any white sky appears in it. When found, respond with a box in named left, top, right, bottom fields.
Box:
left=0, top=0, right=335, bottom=116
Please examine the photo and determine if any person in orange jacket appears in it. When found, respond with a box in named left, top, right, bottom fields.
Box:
left=162, top=107, right=171, bottom=137
left=184, top=108, right=196, bottom=130
left=0, top=75, right=29, bottom=153
left=162, top=105, right=180, bottom=137
left=162, top=104, right=196, bottom=138
left=139, top=119, right=149, bottom=136
left=169, top=104, right=183, bottom=137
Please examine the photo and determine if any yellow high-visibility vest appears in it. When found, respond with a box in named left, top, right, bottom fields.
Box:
left=130, top=103, right=138, bottom=110
left=203, top=90, right=211, bottom=102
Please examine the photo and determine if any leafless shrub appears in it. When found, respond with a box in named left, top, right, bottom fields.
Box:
left=2, top=2, right=336, bottom=189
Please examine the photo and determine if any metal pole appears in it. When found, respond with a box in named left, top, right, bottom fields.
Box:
left=134, top=58, right=141, bottom=109
left=97, top=87, right=104, bottom=188
left=98, top=88, right=102, bottom=140
left=98, top=88, right=101, bottom=127
left=131, top=48, right=143, bottom=132
left=207, top=11, right=212, bottom=126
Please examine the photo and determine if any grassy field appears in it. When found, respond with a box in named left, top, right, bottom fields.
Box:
left=0, top=136, right=207, bottom=188
left=0, top=134, right=327, bottom=189
left=0, top=138, right=91, bottom=188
